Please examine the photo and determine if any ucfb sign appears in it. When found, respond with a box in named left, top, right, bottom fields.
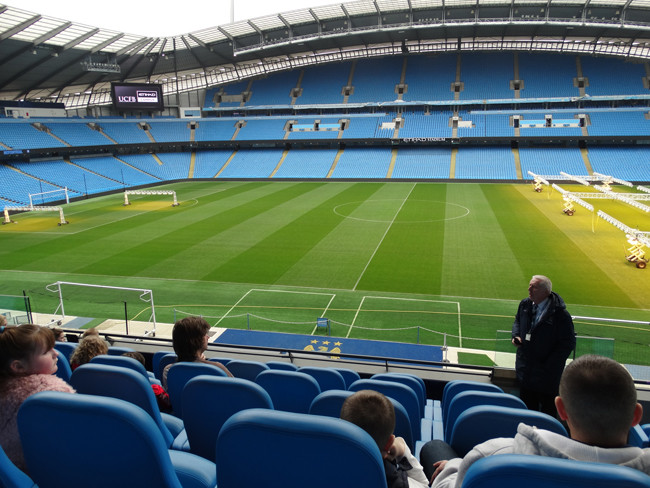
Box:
left=118, top=95, right=137, bottom=103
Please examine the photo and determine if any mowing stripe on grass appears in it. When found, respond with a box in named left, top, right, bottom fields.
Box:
left=73, top=183, right=314, bottom=278
left=355, top=183, right=448, bottom=295
left=353, top=183, right=416, bottom=290
left=481, top=184, right=637, bottom=309
left=200, top=183, right=377, bottom=284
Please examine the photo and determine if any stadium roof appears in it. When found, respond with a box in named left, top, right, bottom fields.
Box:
left=2, top=0, right=650, bottom=106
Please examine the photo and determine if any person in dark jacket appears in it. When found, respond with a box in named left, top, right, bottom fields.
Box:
left=512, top=275, right=575, bottom=417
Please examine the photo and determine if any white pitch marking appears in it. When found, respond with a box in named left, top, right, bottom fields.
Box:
left=353, top=183, right=416, bottom=291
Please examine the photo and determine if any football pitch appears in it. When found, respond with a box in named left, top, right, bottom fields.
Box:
left=1, top=180, right=649, bottom=365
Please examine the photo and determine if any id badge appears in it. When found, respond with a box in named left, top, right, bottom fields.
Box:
left=525, top=334, right=532, bottom=341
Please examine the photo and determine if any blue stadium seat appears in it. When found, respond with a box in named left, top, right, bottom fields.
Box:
left=90, top=354, right=161, bottom=386
left=53, top=348, right=72, bottom=383
left=462, top=454, right=650, bottom=488
left=328, top=367, right=360, bottom=389
left=298, top=367, right=346, bottom=392
left=266, top=361, right=298, bottom=371
left=349, top=379, right=420, bottom=445
left=69, top=364, right=187, bottom=451
left=18, top=392, right=216, bottom=488
left=216, top=408, right=387, bottom=488
left=449, top=405, right=568, bottom=457
left=444, top=391, right=527, bottom=443
left=0, top=443, right=36, bottom=488
left=441, top=380, right=503, bottom=424
left=255, top=370, right=321, bottom=414
left=309, top=389, right=414, bottom=451
left=166, top=362, right=228, bottom=418
left=226, top=359, right=269, bottom=382
left=54, top=341, right=77, bottom=362
left=182, top=375, right=273, bottom=461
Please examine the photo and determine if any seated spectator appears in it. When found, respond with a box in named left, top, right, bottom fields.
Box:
left=51, top=327, right=66, bottom=342
left=340, top=389, right=429, bottom=488
left=426, top=355, right=650, bottom=487
left=122, top=351, right=172, bottom=413
left=69, top=329, right=108, bottom=370
left=162, top=316, right=232, bottom=389
left=0, top=324, right=75, bottom=473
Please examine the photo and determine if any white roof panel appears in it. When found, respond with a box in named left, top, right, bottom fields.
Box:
left=345, top=1, right=379, bottom=16
left=311, top=4, right=347, bottom=20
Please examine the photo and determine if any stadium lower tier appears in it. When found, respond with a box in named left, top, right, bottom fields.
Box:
left=2, top=145, right=650, bottom=205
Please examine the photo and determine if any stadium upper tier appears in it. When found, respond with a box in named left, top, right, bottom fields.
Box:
left=202, top=53, right=648, bottom=109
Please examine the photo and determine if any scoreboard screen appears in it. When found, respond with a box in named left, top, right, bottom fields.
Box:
left=111, top=83, right=164, bottom=111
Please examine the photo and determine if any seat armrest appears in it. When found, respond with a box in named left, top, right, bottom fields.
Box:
left=162, top=412, right=185, bottom=438
left=168, top=450, right=216, bottom=488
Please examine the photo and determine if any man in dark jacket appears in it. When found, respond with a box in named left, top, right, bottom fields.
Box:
left=512, top=275, right=575, bottom=417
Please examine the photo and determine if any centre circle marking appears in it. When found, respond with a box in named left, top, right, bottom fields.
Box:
left=333, top=199, right=470, bottom=223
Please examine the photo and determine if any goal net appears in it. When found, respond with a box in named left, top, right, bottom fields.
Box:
left=123, top=190, right=179, bottom=207
left=42, top=282, right=157, bottom=337
left=29, top=187, right=70, bottom=208
left=3, top=206, right=69, bottom=225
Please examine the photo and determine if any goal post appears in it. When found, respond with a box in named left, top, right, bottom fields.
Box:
left=3, top=206, right=69, bottom=225
left=123, top=190, right=179, bottom=207
left=29, top=187, right=69, bottom=209
left=44, top=281, right=157, bottom=337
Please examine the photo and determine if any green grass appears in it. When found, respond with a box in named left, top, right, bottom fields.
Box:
left=1, top=181, right=649, bottom=364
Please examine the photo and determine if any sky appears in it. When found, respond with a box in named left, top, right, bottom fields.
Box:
left=9, top=0, right=335, bottom=37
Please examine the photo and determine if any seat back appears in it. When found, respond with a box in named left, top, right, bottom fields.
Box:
left=309, top=390, right=414, bottom=451
left=442, top=380, right=503, bottom=423
left=255, top=370, right=321, bottom=413
left=18, top=392, right=182, bottom=488
left=298, top=367, right=346, bottom=392
left=53, top=348, right=72, bottom=383
left=226, top=360, right=269, bottom=382
left=54, top=341, right=77, bottom=362
left=183, top=376, right=274, bottom=461
left=166, top=362, right=228, bottom=418
left=372, top=373, right=425, bottom=418
left=328, top=367, right=360, bottom=389
left=629, top=425, right=650, bottom=448
left=449, top=405, right=568, bottom=457
left=445, top=391, right=527, bottom=443
left=462, top=454, right=650, bottom=488
left=207, top=357, right=232, bottom=366
left=0, top=443, right=36, bottom=488
left=266, top=361, right=298, bottom=371
left=153, top=350, right=173, bottom=380
left=107, top=346, right=136, bottom=356
left=349, top=379, right=420, bottom=444
left=158, top=353, right=178, bottom=380
left=217, top=409, right=387, bottom=488
left=69, top=363, right=174, bottom=446
left=90, top=354, right=151, bottom=382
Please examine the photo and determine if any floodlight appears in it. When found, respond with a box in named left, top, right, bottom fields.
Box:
left=560, top=171, right=590, bottom=186
left=638, top=186, right=650, bottom=194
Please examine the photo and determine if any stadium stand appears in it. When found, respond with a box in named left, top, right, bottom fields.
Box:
left=519, top=147, right=588, bottom=178
left=218, top=148, right=284, bottom=178
left=455, top=147, right=517, bottom=180
left=147, top=122, right=191, bottom=143
left=330, top=147, right=393, bottom=178
left=100, top=123, right=151, bottom=144
left=155, top=153, right=193, bottom=180
left=517, top=53, right=579, bottom=99
left=392, top=147, right=452, bottom=179
left=0, top=123, right=66, bottom=149
left=580, top=57, right=647, bottom=96
left=236, top=119, right=287, bottom=140
left=194, top=120, right=237, bottom=141
left=348, top=57, right=405, bottom=103
left=70, top=156, right=158, bottom=186
left=273, top=148, right=338, bottom=178
left=245, top=70, right=300, bottom=106
left=0, top=164, right=70, bottom=204
left=193, top=149, right=234, bottom=178
left=11, top=160, right=122, bottom=195
left=403, top=53, right=457, bottom=101
left=587, top=146, right=650, bottom=181
left=296, top=63, right=349, bottom=105
left=460, top=52, right=514, bottom=100
left=46, top=123, right=113, bottom=146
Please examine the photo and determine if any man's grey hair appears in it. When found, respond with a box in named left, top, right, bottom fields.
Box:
left=532, top=275, right=552, bottom=293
